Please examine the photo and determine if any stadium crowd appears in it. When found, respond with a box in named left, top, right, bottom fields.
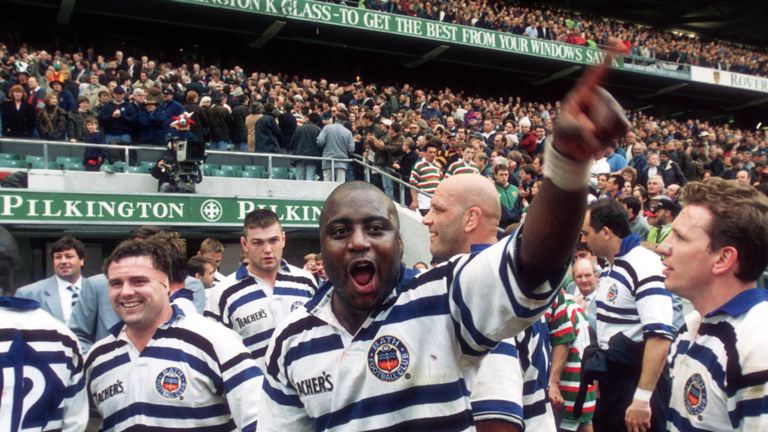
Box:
left=355, top=0, right=768, bottom=76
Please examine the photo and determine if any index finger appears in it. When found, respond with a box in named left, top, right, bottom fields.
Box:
left=577, top=38, right=626, bottom=93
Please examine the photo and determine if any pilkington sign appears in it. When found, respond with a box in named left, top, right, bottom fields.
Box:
left=172, top=0, right=624, bottom=68
left=0, top=191, right=323, bottom=227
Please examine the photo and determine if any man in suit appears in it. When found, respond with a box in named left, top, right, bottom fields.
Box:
left=15, top=235, right=90, bottom=323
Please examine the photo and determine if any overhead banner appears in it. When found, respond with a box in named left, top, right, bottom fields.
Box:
left=0, top=191, right=323, bottom=227
left=173, top=0, right=624, bottom=68
left=690, top=66, right=768, bottom=94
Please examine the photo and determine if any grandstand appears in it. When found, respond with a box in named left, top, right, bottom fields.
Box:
left=1, top=0, right=766, bottom=286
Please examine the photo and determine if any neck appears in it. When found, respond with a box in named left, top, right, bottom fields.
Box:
left=691, top=278, right=755, bottom=317
left=605, top=237, right=622, bottom=265
left=60, top=274, right=81, bottom=284
left=168, top=281, right=185, bottom=295
left=249, top=264, right=279, bottom=288
left=331, top=292, right=369, bottom=335
left=126, top=305, right=173, bottom=352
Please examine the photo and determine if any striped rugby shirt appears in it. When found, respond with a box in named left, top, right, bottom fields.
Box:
left=85, top=304, right=262, bottom=432
left=258, top=231, right=564, bottom=431
left=409, top=159, right=442, bottom=195
left=595, top=234, right=675, bottom=349
left=444, top=160, right=480, bottom=178
left=546, top=291, right=596, bottom=427
left=205, top=260, right=316, bottom=368
left=0, top=297, right=87, bottom=432
left=471, top=318, right=556, bottom=431
left=468, top=244, right=556, bottom=431
left=667, top=288, right=768, bottom=431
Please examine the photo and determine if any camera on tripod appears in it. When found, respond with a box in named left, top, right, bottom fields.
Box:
left=169, top=138, right=206, bottom=193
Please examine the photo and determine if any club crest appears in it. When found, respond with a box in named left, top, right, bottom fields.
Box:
left=607, top=284, right=619, bottom=303
left=684, top=373, right=707, bottom=415
left=155, top=367, right=187, bottom=399
left=367, top=335, right=410, bottom=381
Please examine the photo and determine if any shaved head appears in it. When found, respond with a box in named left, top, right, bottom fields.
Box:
left=423, top=174, right=501, bottom=258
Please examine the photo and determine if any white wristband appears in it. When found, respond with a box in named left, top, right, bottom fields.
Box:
left=633, top=388, right=652, bottom=403
left=542, top=136, right=592, bottom=191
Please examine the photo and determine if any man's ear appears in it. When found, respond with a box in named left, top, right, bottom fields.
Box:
left=464, top=207, right=482, bottom=233
left=712, top=246, right=739, bottom=277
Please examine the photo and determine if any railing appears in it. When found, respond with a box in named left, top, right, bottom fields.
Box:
left=0, top=137, right=428, bottom=205
left=0, top=138, right=351, bottom=181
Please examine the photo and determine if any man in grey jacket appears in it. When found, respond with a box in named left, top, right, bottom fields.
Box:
left=317, top=112, right=355, bottom=182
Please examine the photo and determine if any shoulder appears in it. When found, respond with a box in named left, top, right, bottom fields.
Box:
left=3, top=305, right=82, bottom=356
left=15, top=277, right=55, bottom=296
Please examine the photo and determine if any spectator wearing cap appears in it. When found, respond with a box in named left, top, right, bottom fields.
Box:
left=158, top=87, right=185, bottom=138
left=49, top=80, right=75, bottom=112
left=66, top=96, right=93, bottom=142
left=207, top=93, right=233, bottom=151
left=643, top=195, right=681, bottom=250
left=1, top=84, right=36, bottom=138
left=97, top=86, right=137, bottom=146
left=137, top=96, right=165, bottom=146
left=659, top=150, right=686, bottom=186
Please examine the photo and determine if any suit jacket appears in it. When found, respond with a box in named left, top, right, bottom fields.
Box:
left=15, top=275, right=93, bottom=323
left=68, top=274, right=205, bottom=353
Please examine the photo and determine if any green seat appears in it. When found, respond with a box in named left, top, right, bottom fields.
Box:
left=240, top=170, right=260, bottom=178
left=55, top=156, right=81, bottom=168
left=0, top=153, right=21, bottom=160
left=270, top=167, right=290, bottom=179
left=30, top=159, right=53, bottom=169
left=243, top=165, right=267, bottom=176
left=126, top=166, right=149, bottom=174
left=25, top=155, right=47, bottom=164
left=288, top=167, right=298, bottom=180
left=0, top=159, right=26, bottom=168
left=211, top=169, right=228, bottom=177
left=201, top=163, right=219, bottom=176
left=219, top=164, right=242, bottom=176
left=63, top=162, right=84, bottom=171
left=112, top=161, right=127, bottom=172
left=100, top=164, right=114, bottom=173
left=139, top=161, right=156, bottom=170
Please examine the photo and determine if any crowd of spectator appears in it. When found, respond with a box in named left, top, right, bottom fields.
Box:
left=0, top=41, right=766, bottom=207
left=353, top=0, right=768, bottom=76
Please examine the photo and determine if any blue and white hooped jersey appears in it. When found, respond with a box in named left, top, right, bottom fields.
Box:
left=470, top=318, right=556, bottom=431
left=205, top=261, right=316, bottom=367
left=667, top=289, right=768, bottom=432
left=85, top=305, right=262, bottom=432
left=257, top=231, right=565, bottom=432
left=0, top=297, right=87, bottom=432
left=595, top=235, right=675, bottom=349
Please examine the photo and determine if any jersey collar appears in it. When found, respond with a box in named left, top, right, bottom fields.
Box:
left=617, top=234, right=641, bottom=257
left=0, top=296, right=40, bottom=310
left=705, top=288, right=768, bottom=318
left=235, top=260, right=290, bottom=281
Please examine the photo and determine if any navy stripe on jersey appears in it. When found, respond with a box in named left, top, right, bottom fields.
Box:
left=595, top=300, right=638, bottom=316
left=312, top=380, right=470, bottom=430
left=636, top=287, right=672, bottom=302
left=242, top=328, right=273, bottom=351
left=355, top=294, right=449, bottom=342
left=103, top=402, right=232, bottom=430
left=267, top=314, right=327, bottom=379
left=120, top=421, right=237, bottom=432
left=154, top=327, right=219, bottom=363
left=0, top=328, right=81, bottom=371
left=224, top=366, right=262, bottom=393
left=143, top=346, right=223, bottom=393
left=218, top=277, right=256, bottom=317
left=668, top=409, right=711, bottom=432
left=274, top=287, right=313, bottom=298
left=263, top=379, right=305, bottom=407
left=472, top=399, right=523, bottom=421
left=596, top=313, right=641, bottom=325
left=730, top=396, right=768, bottom=426
left=643, top=323, right=675, bottom=335
left=284, top=334, right=345, bottom=369
left=365, top=411, right=474, bottom=432
left=88, top=351, right=130, bottom=382
left=227, top=289, right=266, bottom=321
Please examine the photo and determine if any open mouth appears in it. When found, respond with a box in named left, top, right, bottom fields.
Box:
left=120, top=300, right=142, bottom=310
left=349, top=260, right=377, bottom=291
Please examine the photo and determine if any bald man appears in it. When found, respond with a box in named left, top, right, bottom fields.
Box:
left=424, top=174, right=557, bottom=431
left=0, top=226, right=88, bottom=431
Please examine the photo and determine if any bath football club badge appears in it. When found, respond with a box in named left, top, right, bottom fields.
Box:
left=155, top=367, right=187, bottom=399
left=684, top=373, right=707, bottom=415
left=367, top=335, right=410, bottom=381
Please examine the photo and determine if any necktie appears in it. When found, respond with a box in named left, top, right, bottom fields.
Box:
left=68, top=285, right=79, bottom=309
